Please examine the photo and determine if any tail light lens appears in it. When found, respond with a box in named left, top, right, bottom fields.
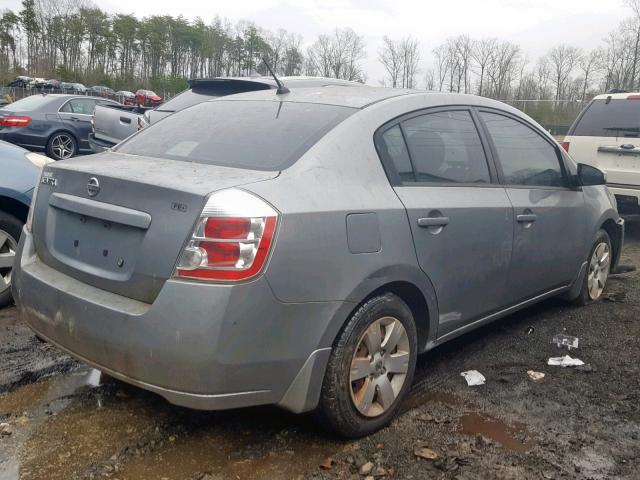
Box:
left=561, top=141, right=570, bottom=152
left=174, top=189, right=278, bottom=281
left=0, top=115, right=32, bottom=127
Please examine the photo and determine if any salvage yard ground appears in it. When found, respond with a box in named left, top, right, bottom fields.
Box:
left=0, top=223, right=639, bottom=480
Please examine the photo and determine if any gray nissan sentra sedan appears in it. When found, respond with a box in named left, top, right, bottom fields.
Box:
left=12, top=86, right=623, bottom=437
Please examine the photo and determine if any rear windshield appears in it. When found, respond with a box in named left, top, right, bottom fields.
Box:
left=570, top=99, right=640, bottom=137
left=3, top=95, right=58, bottom=111
left=116, top=100, right=355, bottom=171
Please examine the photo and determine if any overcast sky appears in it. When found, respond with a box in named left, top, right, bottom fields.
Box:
left=3, top=0, right=632, bottom=84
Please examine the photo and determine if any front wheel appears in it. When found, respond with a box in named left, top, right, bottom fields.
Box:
left=575, top=229, right=612, bottom=305
left=316, top=293, right=417, bottom=438
left=47, top=132, right=77, bottom=160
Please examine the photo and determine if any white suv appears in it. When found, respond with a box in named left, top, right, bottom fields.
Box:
left=564, top=91, right=640, bottom=214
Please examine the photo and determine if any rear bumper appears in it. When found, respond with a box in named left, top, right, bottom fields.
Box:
left=0, top=129, right=46, bottom=152
left=13, top=229, right=342, bottom=412
left=88, top=133, right=115, bottom=153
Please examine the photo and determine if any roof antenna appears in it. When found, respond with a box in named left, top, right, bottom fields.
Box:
left=262, top=57, right=289, bottom=94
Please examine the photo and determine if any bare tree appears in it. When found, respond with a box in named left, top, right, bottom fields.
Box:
left=579, top=48, right=603, bottom=101
left=307, top=28, right=366, bottom=81
left=547, top=44, right=582, bottom=101
left=400, top=36, right=420, bottom=88
left=471, top=38, right=497, bottom=96
left=378, top=36, right=402, bottom=87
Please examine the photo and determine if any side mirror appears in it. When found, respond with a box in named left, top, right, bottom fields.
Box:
left=577, top=163, right=607, bottom=186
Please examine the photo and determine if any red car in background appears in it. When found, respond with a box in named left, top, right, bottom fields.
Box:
left=135, top=89, right=163, bottom=107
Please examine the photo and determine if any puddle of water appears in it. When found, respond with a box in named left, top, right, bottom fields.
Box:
left=459, top=413, right=533, bottom=453
left=117, top=427, right=337, bottom=480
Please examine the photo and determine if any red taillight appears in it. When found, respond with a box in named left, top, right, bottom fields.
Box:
left=0, top=115, right=32, bottom=127
left=561, top=141, right=570, bottom=152
left=627, top=94, right=640, bottom=100
left=175, top=190, right=278, bottom=282
left=205, top=217, right=251, bottom=239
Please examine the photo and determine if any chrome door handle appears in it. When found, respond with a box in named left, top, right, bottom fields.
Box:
left=417, top=217, right=450, bottom=227
left=516, top=214, right=537, bottom=223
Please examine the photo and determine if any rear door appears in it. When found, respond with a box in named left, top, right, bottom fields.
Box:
left=478, top=110, right=587, bottom=303
left=376, top=108, right=513, bottom=336
left=58, top=98, right=100, bottom=150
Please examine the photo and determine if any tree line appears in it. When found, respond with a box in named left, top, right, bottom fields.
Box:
left=1, top=0, right=640, bottom=99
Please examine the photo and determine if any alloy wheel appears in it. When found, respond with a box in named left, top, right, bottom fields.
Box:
left=0, top=229, right=17, bottom=294
left=349, top=316, right=410, bottom=417
left=587, top=241, right=610, bottom=300
left=51, top=134, right=75, bottom=160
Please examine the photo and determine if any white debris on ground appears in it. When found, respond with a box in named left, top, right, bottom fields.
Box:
left=547, top=355, right=585, bottom=367
left=460, top=370, right=486, bottom=386
left=552, top=334, right=579, bottom=350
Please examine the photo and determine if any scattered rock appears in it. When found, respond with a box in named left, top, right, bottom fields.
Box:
left=527, top=370, right=545, bottom=381
left=417, top=413, right=434, bottom=422
left=319, top=457, right=334, bottom=470
left=0, top=423, right=12, bottom=436
left=364, top=476, right=374, bottom=480
left=414, top=445, right=439, bottom=460
left=374, top=466, right=386, bottom=476
left=359, top=461, right=374, bottom=475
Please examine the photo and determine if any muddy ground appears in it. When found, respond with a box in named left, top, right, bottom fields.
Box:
left=1, top=224, right=639, bottom=480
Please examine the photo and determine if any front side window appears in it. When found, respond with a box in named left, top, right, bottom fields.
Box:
left=481, top=112, right=566, bottom=188
left=401, top=110, right=490, bottom=184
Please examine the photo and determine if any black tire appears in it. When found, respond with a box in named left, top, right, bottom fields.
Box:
left=0, top=211, right=24, bottom=308
left=46, top=132, right=77, bottom=160
left=316, top=293, right=417, bottom=438
left=574, top=229, right=612, bottom=306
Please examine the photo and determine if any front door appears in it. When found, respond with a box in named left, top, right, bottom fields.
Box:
left=479, top=110, right=587, bottom=303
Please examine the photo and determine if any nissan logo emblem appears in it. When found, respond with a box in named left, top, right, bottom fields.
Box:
left=87, top=177, right=100, bottom=197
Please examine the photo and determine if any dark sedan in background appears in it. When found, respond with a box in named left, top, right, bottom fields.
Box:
left=0, top=94, right=118, bottom=160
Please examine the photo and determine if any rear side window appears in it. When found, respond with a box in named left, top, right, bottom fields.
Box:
left=571, top=99, right=640, bottom=137
left=116, top=100, right=355, bottom=171
left=60, top=99, right=97, bottom=114
left=379, top=125, right=414, bottom=182
left=377, top=110, right=491, bottom=185
left=403, top=111, right=490, bottom=184
left=481, top=112, right=566, bottom=188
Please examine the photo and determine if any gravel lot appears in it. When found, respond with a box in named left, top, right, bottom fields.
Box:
left=0, top=222, right=638, bottom=480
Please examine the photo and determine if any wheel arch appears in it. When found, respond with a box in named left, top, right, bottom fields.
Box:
left=600, top=217, right=623, bottom=271
left=0, top=195, right=29, bottom=223
left=321, top=266, right=439, bottom=354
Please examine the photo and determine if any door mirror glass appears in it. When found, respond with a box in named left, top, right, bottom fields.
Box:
left=577, top=163, right=607, bottom=186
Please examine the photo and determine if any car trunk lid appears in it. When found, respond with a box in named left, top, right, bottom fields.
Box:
left=31, top=152, right=278, bottom=303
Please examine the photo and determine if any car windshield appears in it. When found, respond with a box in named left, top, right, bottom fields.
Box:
left=571, top=99, right=640, bottom=137
left=116, top=100, right=355, bottom=171
left=2, top=95, right=58, bottom=111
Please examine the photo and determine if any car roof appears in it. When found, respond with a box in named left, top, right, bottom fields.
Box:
left=592, top=92, right=640, bottom=100
left=187, top=76, right=362, bottom=90
left=213, top=86, right=438, bottom=109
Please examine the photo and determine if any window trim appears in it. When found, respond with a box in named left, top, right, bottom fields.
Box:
left=374, top=105, right=500, bottom=188
left=475, top=107, right=572, bottom=191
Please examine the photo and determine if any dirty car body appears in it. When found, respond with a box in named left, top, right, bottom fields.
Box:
left=13, top=87, right=623, bottom=436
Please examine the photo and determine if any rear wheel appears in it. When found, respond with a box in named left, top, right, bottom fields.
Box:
left=0, top=212, right=23, bottom=308
left=317, top=293, right=417, bottom=438
left=575, top=229, right=612, bottom=305
left=47, top=132, right=77, bottom=160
